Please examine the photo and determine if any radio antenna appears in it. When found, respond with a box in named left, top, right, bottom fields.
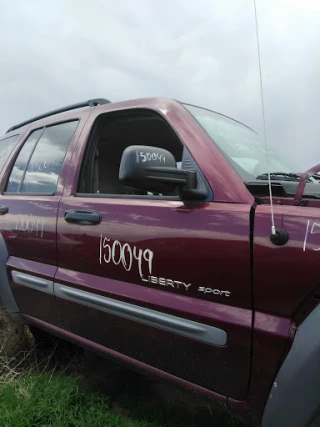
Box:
left=253, top=0, right=289, bottom=246
left=253, top=0, right=276, bottom=236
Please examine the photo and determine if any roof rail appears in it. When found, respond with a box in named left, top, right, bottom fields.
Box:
left=6, top=98, right=111, bottom=133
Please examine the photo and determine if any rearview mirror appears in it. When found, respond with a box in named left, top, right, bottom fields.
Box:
left=119, top=145, right=207, bottom=200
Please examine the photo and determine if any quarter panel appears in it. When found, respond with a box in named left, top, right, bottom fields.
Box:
left=254, top=205, right=320, bottom=316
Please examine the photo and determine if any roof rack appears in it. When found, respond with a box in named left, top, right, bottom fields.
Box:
left=6, top=98, right=111, bottom=133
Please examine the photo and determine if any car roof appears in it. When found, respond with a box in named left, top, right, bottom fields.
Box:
left=3, top=96, right=253, bottom=138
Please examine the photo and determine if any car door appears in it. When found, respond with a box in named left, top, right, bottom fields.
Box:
left=55, top=105, right=253, bottom=400
left=0, top=120, right=82, bottom=325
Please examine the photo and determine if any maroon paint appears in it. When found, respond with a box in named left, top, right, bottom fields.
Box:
left=55, top=266, right=251, bottom=325
left=1, top=98, right=319, bottom=426
left=56, top=197, right=252, bottom=400
left=0, top=195, right=59, bottom=265
left=57, top=199, right=252, bottom=308
left=254, top=205, right=320, bottom=316
left=55, top=265, right=252, bottom=399
left=228, top=312, right=293, bottom=425
left=0, top=112, right=90, bottom=326
left=62, top=98, right=254, bottom=204
left=55, top=99, right=256, bottom=399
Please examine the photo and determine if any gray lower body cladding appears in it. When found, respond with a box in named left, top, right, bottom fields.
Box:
left=262, top=303, right=320, bottom=427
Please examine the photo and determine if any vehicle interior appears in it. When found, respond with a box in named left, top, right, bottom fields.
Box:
left=78, top=111, right=183, bottom=196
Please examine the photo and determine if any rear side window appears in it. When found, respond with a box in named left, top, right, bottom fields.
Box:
left=0, top=135, right=19, bottom=171
left=6, top=121, right=78, bottom=194
left=6, top=129, right=43, bottom=192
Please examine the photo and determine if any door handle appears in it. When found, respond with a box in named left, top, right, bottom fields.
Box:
left=0, top=205, right=8, bottom=215
left=64, top=210, right=101, bottom=225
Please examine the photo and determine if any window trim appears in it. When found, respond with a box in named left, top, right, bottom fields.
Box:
left=4, top=192, right=56, bottom=197
left=18, top=127, right=45, bottom=193
left=0, top=134, right=21, bottom=173
left=3, top=119, right=80, bottom=196
left=75, top=192, right=181, bottom=201
left=0, top=134, right=20, bottom=143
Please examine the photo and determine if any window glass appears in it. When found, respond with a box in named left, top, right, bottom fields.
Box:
left=22, top=121, right=78, bottom=193
left=183, top=103, right=299, bottom=180
left=6, top=129, right=43, bottom=192
left=0, top=135, right=20, bottom=171
left=6, top=121, right=78, bottom=194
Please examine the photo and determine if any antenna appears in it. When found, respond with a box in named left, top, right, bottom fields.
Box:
left=253, top=0, right=289, bottom=246
left=253, top=0, right=275, bottom=235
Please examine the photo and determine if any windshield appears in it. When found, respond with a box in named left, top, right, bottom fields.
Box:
left=183, top=103, right=300, bottom=181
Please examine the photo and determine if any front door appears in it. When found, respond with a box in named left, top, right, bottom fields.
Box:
left=55, top=107, right=253, bottom=400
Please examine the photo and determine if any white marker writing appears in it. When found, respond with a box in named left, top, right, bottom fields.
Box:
left=15, top=214, right=44, bottom=238
left=303, top=219, right=310, bottom=252
left=303, top=219, right=320, bottom=252
left=99, top=235, right=154, bottom=278
left=138, top=151, right=166, bottom=164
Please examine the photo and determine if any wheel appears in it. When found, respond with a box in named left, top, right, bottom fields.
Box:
left=0, top=302, right=29, bottom=357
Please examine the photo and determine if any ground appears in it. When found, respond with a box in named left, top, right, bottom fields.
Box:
left=0, top=317, right=248, bottom=426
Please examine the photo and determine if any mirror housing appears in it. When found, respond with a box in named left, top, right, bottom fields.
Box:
left=119, top=145, right=207, bottom=200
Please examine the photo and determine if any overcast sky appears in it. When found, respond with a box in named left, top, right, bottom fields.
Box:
left=0, top=0, right=319, bottom=170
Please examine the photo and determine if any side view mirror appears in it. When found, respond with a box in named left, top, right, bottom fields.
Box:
left=119, top=145, right=207, bottom=200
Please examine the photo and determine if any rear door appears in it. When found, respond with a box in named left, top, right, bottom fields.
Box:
left=0, top=121, right=81, bottom=325
left=55, top=106, right=253, bottom=400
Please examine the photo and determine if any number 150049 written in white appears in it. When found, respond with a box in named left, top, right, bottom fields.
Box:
left=303, top=220, right=320, bottom=252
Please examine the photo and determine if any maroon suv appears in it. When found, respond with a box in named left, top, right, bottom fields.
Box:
left=0, top=97, right=319, bottom=427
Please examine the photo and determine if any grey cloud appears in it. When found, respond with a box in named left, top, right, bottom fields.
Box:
left=0, top=0, right=319, bottom=170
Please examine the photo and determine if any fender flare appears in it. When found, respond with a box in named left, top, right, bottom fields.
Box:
left=0, top=234, right=24, bottom=324
left=262, top=303, right=320, bottom=427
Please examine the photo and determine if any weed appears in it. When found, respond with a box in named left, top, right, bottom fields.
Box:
left=0, top=330, right=247, bottom=426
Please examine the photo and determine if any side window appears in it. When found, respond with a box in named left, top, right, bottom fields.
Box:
left=6, top=121, right=78, bottom=194
left=0, top=135, right=20, bottom=171
left=6, top=129, right=43, bottom=193
left=77, top=112, right=183, bottom=197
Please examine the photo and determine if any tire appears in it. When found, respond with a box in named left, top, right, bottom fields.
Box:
left=0, top=302, right=29, bottom=357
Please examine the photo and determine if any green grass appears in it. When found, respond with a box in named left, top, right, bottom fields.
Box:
left=0, top=371, right=246, bottom=427
left=0, top=373, right=137, bottom=427
left=0, top=337, right=247, bottom=427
